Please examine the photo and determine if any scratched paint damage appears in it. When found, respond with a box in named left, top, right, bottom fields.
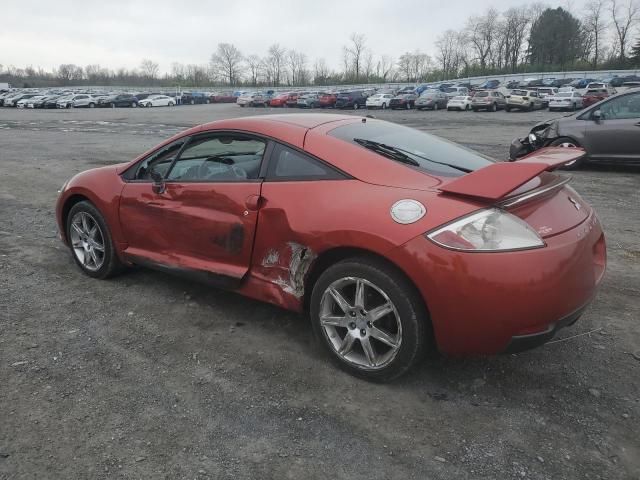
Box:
left=261, top=242, right=316, bottom=298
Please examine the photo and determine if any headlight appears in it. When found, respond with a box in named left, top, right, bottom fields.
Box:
left=426, top=208, right=545, bottom=252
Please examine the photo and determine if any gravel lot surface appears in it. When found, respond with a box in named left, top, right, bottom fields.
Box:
left=1, top=104, right=639, bottom=480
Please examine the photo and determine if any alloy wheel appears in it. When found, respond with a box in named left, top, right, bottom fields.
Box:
left=69, top=211, right=105, bottom=272
left=319, top=277, right=402, bottom=370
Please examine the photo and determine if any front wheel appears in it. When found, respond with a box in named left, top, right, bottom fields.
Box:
left=131, top=102, right=137, bottom=108
left=310, top=257, right=430, bottom=382
left=491, top=102, right=497, bottom=112
left=353, top=103, right=359, bottom=110
left=66, top=201, right=124, bottom=279
left=89, top=103, right=95, bottom=108
left=381, top=103, right=387, bottom=110
left=433, top=102, right=439, bottom=111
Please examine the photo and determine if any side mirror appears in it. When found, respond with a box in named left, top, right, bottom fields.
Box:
left=150, top=170, right=165, bottom=194
left=592, top=110, right=602, bottom=122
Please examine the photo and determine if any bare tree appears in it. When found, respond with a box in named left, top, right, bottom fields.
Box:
left=57, top=64, right=83, bottom=85
left=466, top=9, right=499, bottom=70
left=610, top=0, right=639, bottom=59
left=286, top=50, right=308, bottom=86
left=583, top=0, right=608, bottom=67
left=503, top=7, right=531, bottom=71
left=344, top=33, right=367, bottom=81
left=376, top=55, right=395, bottom=80
left=210, top=43, right=244, bottom=86
left=313, top=58, right=330, bottom=83
left=264, top=44, right=286, bottom=86
left=246, top=55, right=262, bottom=86
left=139, top=59, right=160, bottom=79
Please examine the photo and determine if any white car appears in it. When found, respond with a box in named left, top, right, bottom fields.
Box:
left=446, top=95, right=472, bottom=111
left=535, top=87, right=558, bottom=106
left=138, top=95, right=175, bottom=107
left=236, top=92, right=265, bottom=107
left=443, top=86, right=469, bottom=99
left=17, top=95, right=45, bottom=108
left=548, top=91, right=584, bottom=111
left=365, top=93, right=394, bottom=109
left=57, top=94, right=97, bottom=108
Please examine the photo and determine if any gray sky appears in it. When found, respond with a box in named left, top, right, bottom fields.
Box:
left=1, top=0, right=564, bottom=73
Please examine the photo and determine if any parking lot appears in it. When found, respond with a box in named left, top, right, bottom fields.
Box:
left=1, top=104, right=639, bottom=479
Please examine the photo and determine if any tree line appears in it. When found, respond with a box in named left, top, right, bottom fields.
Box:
left=1, top=1, right=639, bottom=89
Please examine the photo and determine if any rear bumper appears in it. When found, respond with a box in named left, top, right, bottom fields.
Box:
left=503, top=301, right=587, bottom=353
left=387, top=210, right=606, bottom=356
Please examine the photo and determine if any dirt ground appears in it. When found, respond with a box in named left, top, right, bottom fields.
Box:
left=1, top=104, right=639, bottom=480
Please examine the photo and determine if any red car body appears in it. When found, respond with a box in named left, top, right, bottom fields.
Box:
left=582, top=90, right=610, bottom=107
left=269, top=93, right=291, bottom=107
left=210, top=92, right=236, bottom=103
left=56, top=114, right=605, bottom=359
left=318, top=93, right=338, bottom=108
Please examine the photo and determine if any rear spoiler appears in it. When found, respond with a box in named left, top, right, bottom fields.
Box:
left=439, top=147, right=586, bottom=201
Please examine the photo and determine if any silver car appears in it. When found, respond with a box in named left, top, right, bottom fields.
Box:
left=548, top=91, right=584, bottom=112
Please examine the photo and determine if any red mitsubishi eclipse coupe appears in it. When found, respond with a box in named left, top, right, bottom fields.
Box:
left=56, top=114, right=606, bottom=381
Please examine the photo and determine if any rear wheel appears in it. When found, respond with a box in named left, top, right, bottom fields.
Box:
left=549, top=137, right=584, bottom=170
left=310, top=257, right=430, bottom=382
left=89, top=103, right=95, bottom=108
left=353, top=103, right=359, bottom=110
left=382, top=103, right=387, bottom=109
left=66, top=201, right=123, bottom=279
left=131, top=102, right=137, bottom=108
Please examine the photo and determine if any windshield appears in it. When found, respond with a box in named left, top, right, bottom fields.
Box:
left=444, top=88, right=457, bottom=93
left=328, top=120, right=493, bottom=178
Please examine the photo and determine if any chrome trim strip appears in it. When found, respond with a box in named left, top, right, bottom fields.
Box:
left=499, top=175, right=572, bottom=208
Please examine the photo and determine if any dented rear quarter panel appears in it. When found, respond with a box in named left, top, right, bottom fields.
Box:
left=238, top=178, right=483, bottom=311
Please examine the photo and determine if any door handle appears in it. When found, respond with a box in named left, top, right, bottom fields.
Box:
left=244, top=194, right=263, bottom=211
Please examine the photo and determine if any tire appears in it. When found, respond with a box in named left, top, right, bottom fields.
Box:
left=491, top=102, right=497, bottom=112
left=528, top=103, right=534, bottom=111
left=66, top=201, right=124, bottom=279
left=110, top=103, right=115, bottom=108
left=433, top=102, right=439, bottom=111
left=310, top=257, right=430, bottom=382
left=382, top=103, right=387, bottom=109
left=206, top=99, right=210, bottom=104
left=549, top=137, right=584, bottom=170
left=190, top=99, right=195, bottom=105
left=146, top=102, right=152, bottom=107
left=465, top=104, right=470, bottom=111
left=169, top=102, right=174, bottom=106
left=406, top=102, right=411, bottom=110
left=89, top=103, right=95, bottom=108
left=353, top=103, right=359, bottom=110
left=131, top=102, right=137, bottom=108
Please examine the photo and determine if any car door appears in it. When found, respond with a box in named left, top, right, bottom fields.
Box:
left=583, top=91, right=640, bottom=161
left=118, top=132, right=268, bottom=286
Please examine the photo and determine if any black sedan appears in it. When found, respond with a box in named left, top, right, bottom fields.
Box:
left=98, top=94, right=139, bottom=108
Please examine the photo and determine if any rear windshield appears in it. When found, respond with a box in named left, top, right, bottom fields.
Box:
left=328, top=120, right=493, bottom=178
left=556, top=93, right=572, bottom=97
left=475, top=91, right=489, bottom=97
left=511, top=90, right=528, bottom=96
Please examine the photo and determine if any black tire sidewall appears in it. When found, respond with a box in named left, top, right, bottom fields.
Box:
left=66, top=201, right=122, bottom=279
left=309, top=257, right=429, bottom=382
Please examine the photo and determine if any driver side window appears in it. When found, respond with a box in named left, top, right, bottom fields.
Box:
left=135, top=140, right=186, bottom=180
left=166, top=134, right=266, bottom=181
left=599, top=92, right=640, bottom=120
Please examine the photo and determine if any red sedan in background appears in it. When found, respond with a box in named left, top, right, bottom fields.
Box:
left=582, top=88, right=612, bottom=108
left=56, top=114, right=606, bottom=381
left=318, top=93, right=338, bottom=108
left=209, top=92, right=236, bottom=103
left=269, top=92, right=292, bottom=107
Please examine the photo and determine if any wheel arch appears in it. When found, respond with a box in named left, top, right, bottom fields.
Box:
left=60, top=194, right=92, bottom=243
left=303, top=246, right=436, bottom=352
left=304, top=246, right=432, bottom=320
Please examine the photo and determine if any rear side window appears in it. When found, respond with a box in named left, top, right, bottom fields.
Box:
left=329, top=119, right=493, bottom=177
left=267, top=144, right=346, bottom=181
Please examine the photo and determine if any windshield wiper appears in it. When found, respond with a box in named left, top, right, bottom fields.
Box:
left=353, top=138, right=472, bottom=173
left=353, top=138, right=419, bottom=167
